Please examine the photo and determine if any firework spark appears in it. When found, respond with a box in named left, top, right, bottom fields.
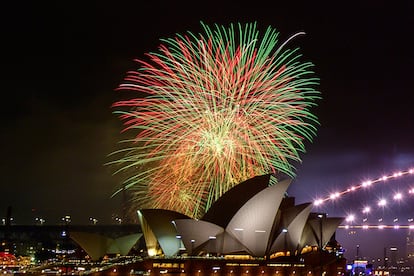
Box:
left=110, top=22, right=320, bottom=218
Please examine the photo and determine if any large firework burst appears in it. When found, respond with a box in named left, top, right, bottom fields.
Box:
left=110, top=22, right=320, bottom=218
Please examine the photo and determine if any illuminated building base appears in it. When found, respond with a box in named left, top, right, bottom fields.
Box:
left=87, top=252, right=346, bottom=276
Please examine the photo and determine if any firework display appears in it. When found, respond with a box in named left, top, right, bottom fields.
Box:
left=110, top=22, right=320, bottom=218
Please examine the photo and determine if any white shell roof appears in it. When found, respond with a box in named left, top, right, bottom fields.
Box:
left=226, top=178, right=291, bottom=256
left=138, top=209, right=189, bottom=256
left=69, top=232, right=142, bottom=260
left=269, top=203, right=312, bottom=252
left=173, top=219, right=224, bottom=254
left=138, top=176, right=343, bottom=258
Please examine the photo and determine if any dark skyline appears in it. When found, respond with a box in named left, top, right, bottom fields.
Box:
left=1, top=1, right=413, bottom=261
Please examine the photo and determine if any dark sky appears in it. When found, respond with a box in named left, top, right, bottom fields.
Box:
left=1, top=1, right=414, bottom=261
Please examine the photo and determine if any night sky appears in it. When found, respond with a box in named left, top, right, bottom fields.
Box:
left=1, top=1, right=414, bottom=261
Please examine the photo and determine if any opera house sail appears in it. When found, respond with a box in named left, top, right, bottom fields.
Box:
left=137, top=174, right=344, bottom=259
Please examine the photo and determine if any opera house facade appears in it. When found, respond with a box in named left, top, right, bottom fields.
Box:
left=129, top=174, right=347, bottom=276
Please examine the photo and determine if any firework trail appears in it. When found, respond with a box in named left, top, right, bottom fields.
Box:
left=110, top=22, right=320, bottom=218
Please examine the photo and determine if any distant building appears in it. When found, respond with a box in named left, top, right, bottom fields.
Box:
left=389, top=246, right=398, bottom=267
left=407, top=229, right=414, bottom=265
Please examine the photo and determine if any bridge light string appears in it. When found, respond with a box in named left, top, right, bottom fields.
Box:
left=338, top=224, right=414, bottom=230
left=339, top=186, right=414, bottom=224
left=352, top=191, right=408, bottom=211
left=312, top=167, right=414, bottom=207
left=338, top=190, right=414, bottom=226
left=341, top=214, right=414, bottom=225
left=310, top=167, right=414, bottom=229
left=340, top=213, right=414, bottom=230
left=350, top=190, right=410, bottom=212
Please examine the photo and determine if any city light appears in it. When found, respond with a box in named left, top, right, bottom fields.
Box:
left=346, top=214, right=355, bottom=223
left=377, top=199, right=387, bottom=207
left=393, top=193, right=402, bottom=200
left=35, top=217, right=45, bottom=225
left=362, top=181, right=372, bottom=187
left=362, top=207, right=370, bottom=214
left=61, top=215, right=71, bottom=225
left=114, top=217, right=123, bottom=224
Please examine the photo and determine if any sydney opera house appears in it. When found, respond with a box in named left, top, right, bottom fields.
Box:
left=119, top=174, right=347, bottom=276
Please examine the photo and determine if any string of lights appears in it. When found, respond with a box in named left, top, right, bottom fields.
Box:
left=338, top=224, right=414, bottom=230
left=310, top=167, right=414, bottom=228
left=313, top=168, right=414, bottom=206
